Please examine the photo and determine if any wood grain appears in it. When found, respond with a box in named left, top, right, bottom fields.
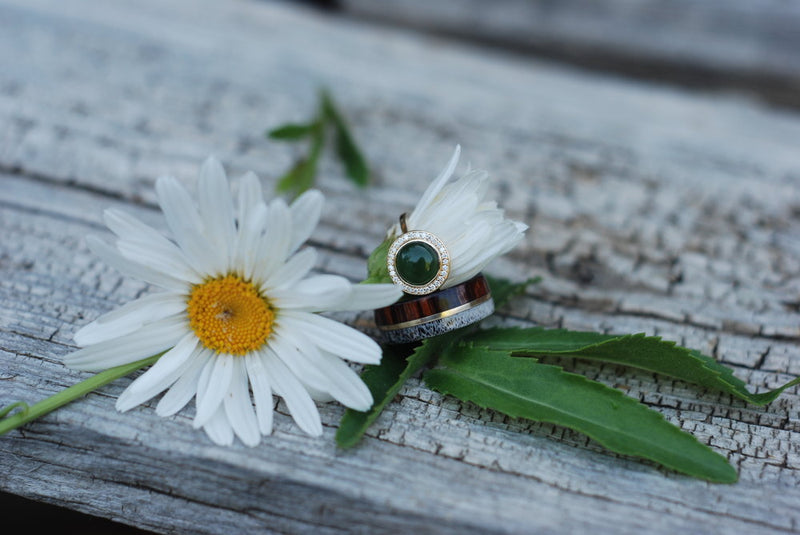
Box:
left=340, top=0, right=800, bottom=109
left=1, top=0, right=799, bottom=533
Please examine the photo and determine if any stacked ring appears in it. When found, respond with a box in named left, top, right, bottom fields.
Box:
left=375, top=274, right=494, bottom=344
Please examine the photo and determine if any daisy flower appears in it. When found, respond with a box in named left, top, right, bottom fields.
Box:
left=390, top=145, right=527, bottom=288
left=65, top=157, right=402, bottom=447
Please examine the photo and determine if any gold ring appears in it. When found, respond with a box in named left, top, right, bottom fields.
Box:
left=387, top=214, right=450, bottom=295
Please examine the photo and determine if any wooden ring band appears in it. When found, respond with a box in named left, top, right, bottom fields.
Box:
left=374, top=274, right=493, bottom=344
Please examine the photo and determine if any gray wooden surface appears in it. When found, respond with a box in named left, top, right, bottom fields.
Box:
left=341, top=0, right=800, bottom=109
left=1, top=0, right=799, bottom=533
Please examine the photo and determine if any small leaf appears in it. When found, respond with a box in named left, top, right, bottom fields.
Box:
left=425, top=344, right=738, bottom=483
left=362, top=237, right=393, bottom=285
left=336, top=335, right=454, bottom=448
left=485, top=275, right=541, bottom=308
left=464, top=328, right=800, bottom=406
left=267, top=123, right=316, bottom=141
left=274, top=122, right=325, bottom=197
left=274, top=159, right=309, bottom=194
left=321, top=90, right=369, bottom=187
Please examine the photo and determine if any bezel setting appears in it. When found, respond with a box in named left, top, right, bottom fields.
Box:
left=387, top=230, right=450, bottom=295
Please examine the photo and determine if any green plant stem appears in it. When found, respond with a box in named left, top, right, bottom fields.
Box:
left=0, top=354, right=161, bottom=436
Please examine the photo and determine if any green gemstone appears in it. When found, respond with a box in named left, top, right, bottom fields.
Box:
left=396, top=241, right=440, bottom=286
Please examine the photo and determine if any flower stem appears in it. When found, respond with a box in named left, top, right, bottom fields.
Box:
left=0, top=353, right=161, bottom=436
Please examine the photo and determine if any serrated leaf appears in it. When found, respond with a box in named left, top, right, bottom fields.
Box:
left=336, top=345, right=411, bottom=449
left=362, top=236, right=393, bottom=284
left=321, top=90, right=369, bottom=187
left=485, top=275, right=541, bottom=308
left=464, top=327, right=800, bottom=406
left=425, top=344, right=738, bottom=483
left=267, top=122, right=316, bottom=141
left=336, top=335, right=454, bottom=449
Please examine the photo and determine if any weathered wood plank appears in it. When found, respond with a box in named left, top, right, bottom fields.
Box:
left=1, top=0, right=799, bottom=533
left=340, top=0, right=800, bottom=109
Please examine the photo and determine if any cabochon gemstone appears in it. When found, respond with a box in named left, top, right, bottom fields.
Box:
left=396, top=241, right=440, bottom=286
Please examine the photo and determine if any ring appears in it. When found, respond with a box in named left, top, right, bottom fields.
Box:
left=387, top=214, right=450, bottom=295
left=374, top=274, right=494, bottom=344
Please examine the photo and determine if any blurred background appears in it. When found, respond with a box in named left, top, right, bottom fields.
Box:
left=334, top=0, right=800, bottom=109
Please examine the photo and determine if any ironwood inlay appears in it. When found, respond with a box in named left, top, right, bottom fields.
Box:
left=375, top=274, right=491, bottom=327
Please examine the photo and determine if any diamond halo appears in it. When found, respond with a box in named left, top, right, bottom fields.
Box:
left=387, top=230, right=450, bottom=295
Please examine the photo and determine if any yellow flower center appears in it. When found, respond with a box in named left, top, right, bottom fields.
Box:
left=187, top=275, right=274, bottom=355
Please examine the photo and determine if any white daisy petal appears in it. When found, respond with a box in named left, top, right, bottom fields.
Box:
left=299, top=381, right=335, bottom=403
left=115, top=333, right=199, bottom=412
left=156, top=348, right=211, bottom=417
left=194, top=353, right=235, bottom=428
left=267, top=332, right=330, bottom=393
left=245, top=352, right=274, bottom=435
left=407, top=144, right=460, bottom=229
left=276, top=327, right=372, bottom=410
left=234, top=172, right=267, bottom=277
left=250, top=199, right=292, bottom=281
left=325, top=283, right=402, bottom=312
left=261, top=349, right=323, bottom=436
left=418, top=169, right=489, bottom=234
left=64, top=318, right=187, bottom=371
left=86, top=236, right=188, bottom=292
left=198, top=157, right=236, bottom=274
left=224, top=358, right=261, bottom=447
left=314, top=350, right=373, bottom=411
left=445, top=219, right=493, bottom=266
left=74, top=292, right=186, bottom=346
left=103, top=208, right=170, bottom=246
left=238, top=203, right=268, bottom=282
left=448, top=221, right=527, bottom=287
left=103, top=208, right=203, bottom=285
left=270, top=274, right=352, bottom=311
left=279, top=311, right=382, bottom=365
left=117, top=239, right=202, bottom=284
left=203, top=405, right=234, bottom=446
left=237, top=171, right=263, bottom=226
left=288, top=189, right=324, bottom=254
left=267, top=198, right=292, bottom=259
left=259, top=247, right=317, bottom=293
left=155, top=176, right=216, bottom=275
left=64, top=316, right=188, bottom=371
left=191, top=354, right=216, bottom=418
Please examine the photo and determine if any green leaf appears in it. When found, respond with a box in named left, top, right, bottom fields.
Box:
left=362, top=236, right=393, bottom=284
left=485, top=275, right=541, bottom=308
left=266, top=123, right=316, bottom=141
left=336, top=345, right=411, bottom=449
left=336, top=335, right=453, bottom=449
left=274, top=122, right=325, bottom=197
left=274, top=159, right=309, bottom=194
left=464, top=327, right=800, bottom=406
left=425, top=344, right=738, bottom=483
left=321, top=90, right=369, bottom=187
